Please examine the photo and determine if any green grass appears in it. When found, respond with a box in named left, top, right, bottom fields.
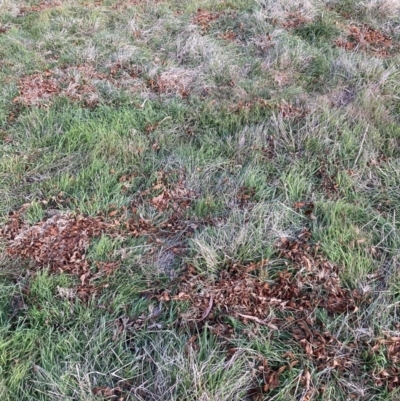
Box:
left=0, top=0, right=400, bottom=399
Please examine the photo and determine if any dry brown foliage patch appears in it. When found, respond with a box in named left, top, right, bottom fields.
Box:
left=220, top=30, right=237, bottom=42
left=18, top=1, right=62, bottom=15
left=153, top=68, right=198, bottom=98
left=132, top=169, right=195, bottom=213
left=14, top=73, right=60, bottom=106
left=335, top=25, right=393, bottom=57
left=281, top=13, right=310, bottom=29
left=159, top=228, right=359, bottom=324
left=315, top=161, right=339, bottom=198
left=0, top=168, right=197, bottom=300
left=192, top=9, right=222, bottom=32
left=0, top=208, right=120, bottom=300
left=14, top=65, right=142, bottom=107
left=371, top=336, right=400, bottom=390
left=156, top=227, right=367, bottom=395
left=278, top=101, right=308, bottom=119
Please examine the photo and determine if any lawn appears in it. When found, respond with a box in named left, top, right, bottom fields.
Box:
left=0, top=0, right=400, bottom=399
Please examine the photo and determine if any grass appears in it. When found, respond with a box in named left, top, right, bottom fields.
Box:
left=0, top=0, right=400, bottom=399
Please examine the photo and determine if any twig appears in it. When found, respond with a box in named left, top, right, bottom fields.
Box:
left=197, top=295, right=213, bottom=322
left=236, top=313, right=279, bottom=330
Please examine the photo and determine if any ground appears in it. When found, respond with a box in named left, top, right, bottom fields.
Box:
left=0, top=0, right=400, bottom=400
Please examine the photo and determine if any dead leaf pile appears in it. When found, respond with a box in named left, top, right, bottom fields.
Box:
left=18, top=1, right=61, bottom=15
left=132, top=170, right=195, bottom=213
left=150, top=181, right=193, bottom=212
left=0, top=209, right=121, bottom=300
left=281, top=13, right=309, bottom=29
left=14, top=73, right=60, bottom=106
left=92, top=381, right=136, bottom=401
left=228, top=97, right=272, bottom=114
left=109, top=62, right=142, bottom=79
left=172, top=227, right=355, bottom=320
left=278, top=101, right=308, bottom=119
left=164, top=229, right=357, bottom=327
left=246, top=355, right=284, bottom=397
left=155, top=227, right=365, bottom=393
left=14, top=65, right=145, bottom=107
left=2, top=212, right=108, bottom=275
left=237, top=186, right=256, bottom=208
left=157, top=228, right=377, bottom=398
left=153, top=68, right=198, bottom=98
left=220, top=30, right=237, bottom=42
left=335, top=25, right=393, bottom=57
left=253, top=34, right=275, bottom=55
left=92, top=386, right=125, bottom=400
left=59, top=65, right=108, bottom=107
left=192, top=9, right=222, bottom=32
left=250, top=135, right=276, bottom=160
left=371, top=336, right=400, bottom=390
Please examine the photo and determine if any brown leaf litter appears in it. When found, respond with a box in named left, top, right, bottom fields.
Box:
left=156, top=227, right=367, bottom=394
left=1, top=170, right=197, bottom=300
left=192, top=9, right=223, bottom=32
left=278, top=101, right=308, bottom=119
left=14, top=64, right=145, bottom=107
left=92, top=381, right=135, bottom=401
left=281, top=13, right=310, bottom=29
left=13, top=73, right=60, bottom=106
left=1, top=209, right=120, bottom=300
left=253, top=34, right=275, bottom=55
left=335, top=25, right=393, bottom=57
left=371, top=335, right=400, bottom=391
left=18, top=1, right=62, bottom=15
left=152, top=68, right=198, bottom=98
left=158, top=228, right=359, bottom=325
left=237, top=186, right=256, bottom=208
left=315, top=161, right=339, bottom=198
left=132, top=169, right=195, bottom=213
